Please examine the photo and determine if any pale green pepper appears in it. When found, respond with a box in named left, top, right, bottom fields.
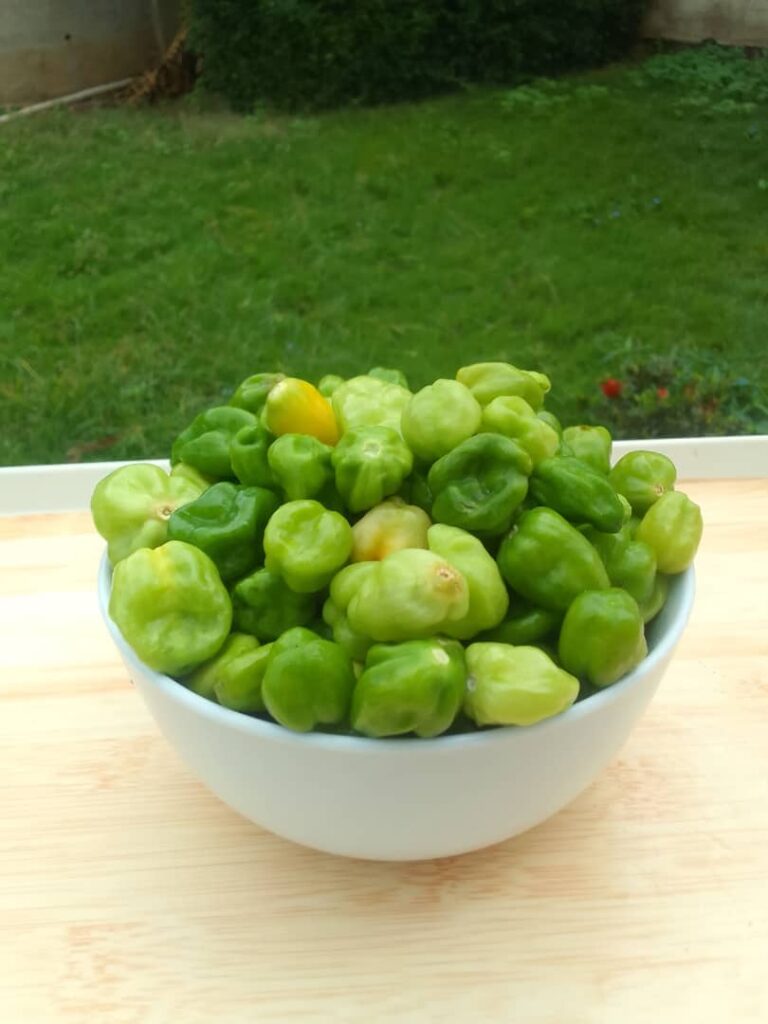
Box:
left=331, top=375, right=412, bottom=434
left=609, top=450, right=677, bottom=514
left=346, top=549, right=470, bottom=642
left=635, top=490, right=703, bottom=573
left=464, top=643, right=579, bottom=726
left=91, top=463, right=206, bottom=566
left=109, top=540, right=232, bottom=676
left=427, top=524, right=509, bottom=639
left=456, top=361, right=551, bottom=410
left=351, top=498, right=430, bottom=561
left=481, top=396, right=560, bottom=466
left=401, top=379, right=482, bottom=462
left=264, top=500, right=353, bottom=592
left=561, top=425, right=612, bottom=475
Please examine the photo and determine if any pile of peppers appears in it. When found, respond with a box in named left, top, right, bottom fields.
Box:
left=91, top=362, right=703, bottom=737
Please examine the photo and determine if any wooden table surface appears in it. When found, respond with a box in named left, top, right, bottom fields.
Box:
left=1, top=478, right=767, bottom=1023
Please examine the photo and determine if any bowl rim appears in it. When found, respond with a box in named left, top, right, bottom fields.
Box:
left=99, top=553, right=695, bottom=753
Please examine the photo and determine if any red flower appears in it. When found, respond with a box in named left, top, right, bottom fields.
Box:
left=600, top=377, right=623, bottom=399
left=657, top=387, right=670, bottom=400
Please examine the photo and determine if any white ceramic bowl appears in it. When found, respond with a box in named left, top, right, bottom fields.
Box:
left=99, top=558, right=694, bottom=861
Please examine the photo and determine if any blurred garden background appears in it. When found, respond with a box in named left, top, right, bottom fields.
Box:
left=1, top=1, right=767, bottom=466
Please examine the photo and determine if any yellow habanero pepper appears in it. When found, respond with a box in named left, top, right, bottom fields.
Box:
left=264, top=378, right=340, bottom=446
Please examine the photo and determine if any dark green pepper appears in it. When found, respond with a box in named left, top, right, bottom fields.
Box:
left=479, top=597, right=561, bottom=646
left=530, top=456, right=625, bottom=533
left=558, top=588, right=647, bottom=687
left=428, top=433, right=531, bottom=535
left=232, top=567, right=317, bottom=640
left=331, top=426, right=413, bottom=513
left=167, top=481, right=278, bottom=582
left=229, top=372, right=285, bottom=415
left=268, top=433, right=333, bottom=500
left=171, top=406, right=257, bottom=480
left=229, top=423, right=277, bottom=489
left=351, top=638, right=466, bottom=738
left=638, top=573, right=669, bottom=623
left=561, top=425, right=612, bottom=475
left=583, top=525, right=657, bottom=606
left=609, top=450, right=677, bottom=514
left=497, top=507, right=610, bottom=611
left=262, top=632, right=356, bottom=732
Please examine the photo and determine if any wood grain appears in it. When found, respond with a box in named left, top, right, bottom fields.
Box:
left=1, top=479, right=767, bottom=1023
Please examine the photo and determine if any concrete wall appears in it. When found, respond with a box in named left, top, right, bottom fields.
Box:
left=646, top=1, right=768, bottom=46
left=0, top=1, right=180, bottom=105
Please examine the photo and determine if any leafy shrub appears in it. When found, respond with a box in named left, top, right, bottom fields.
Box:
left=578, top=339, right=768, bottom=439
left=629, top=42, right=768, bottom=115
left=188, top=1, right=647, bottom=111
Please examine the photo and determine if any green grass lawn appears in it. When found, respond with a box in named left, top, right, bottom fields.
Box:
left=2, top=58, right=768, bottom=465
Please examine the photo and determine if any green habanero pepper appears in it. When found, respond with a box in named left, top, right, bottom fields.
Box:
left=331, top=426, right=413, bottom=513
left=167, top=481, right=278, bottom=582
left=229, top=423, right=277, bottom=489
left=229, top=372, right=285, bottom=415
left=401, top=379, right=482, bottom=463
left=464, top=643, right=579, bottom=726
left=456, top=361, right=551, bottom=411
left=428, top=433, right=531, bottom=535
left=635, top=490, right=703, bottom=573
left=638, top=573, right=670, bottom=623
left=322, top=597, right=374, bottom=663
left=169, top=462, right=215, bottom=491
left=91, top=463, right=206, bottom=566
left=497, top=507, right=610, bottom=611
left=184, top=633, right=271, bottom=714
left=478, top=596, right=561, bottom=646
left=262, top=634, right=356, bottom=732
left=171, top=406, right=257, bottom=480
left=481, top=396, right=560, bottom=466
left=351, top=638, right=467, bottom=738
left=399, top=468, right=433, bottom=514
left=263, top=500, right=353, bottom=593
left=609, top=450, right=677, bottom=515
left=267, top=433, right=333, bottom=501
left=427, top=524, right=509, bottom=639
left=368, top=366, right=410, bottom=389
left=346, top=549, right=469, bottom=642
left=351, top=497, right=430, bottom=562
left=232, top=567, right=317, bottom=640
left=582, top=524, right=657, bottom=606
left=530, top=456, right=625, bottom=533
left=562, top=425, right=613, bottom=475
left=331, top=375, right=412, bottom=435
left=317, top=374, right=345, bottom=398
left=109, top=540, right=232, bottom=676
left=558, top=588, right=647, bottom=688
left=536, top=409, right=562, bottom=436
